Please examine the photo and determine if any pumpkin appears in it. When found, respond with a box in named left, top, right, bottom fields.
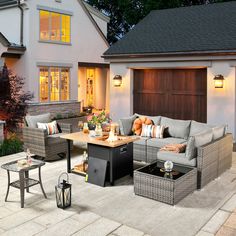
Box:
left=132, top=116, right=153, bottom=135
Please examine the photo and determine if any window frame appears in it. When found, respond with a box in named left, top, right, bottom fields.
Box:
left=39, top=66, right=71, bottom=103
left=39, top=9, right=71, bottom=44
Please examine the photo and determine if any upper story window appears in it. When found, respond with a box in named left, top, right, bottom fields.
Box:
left=40, top=10, right=71, bottom=43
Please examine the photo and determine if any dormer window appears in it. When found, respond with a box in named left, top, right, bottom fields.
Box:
left=39, top=10, right=71, bottom=43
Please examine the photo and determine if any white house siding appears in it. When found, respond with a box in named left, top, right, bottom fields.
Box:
left=108, top=57, right=236, bottom=138
left=0, top=7, right=21, bottom=45
left=1, top=0, right=109, bottom=114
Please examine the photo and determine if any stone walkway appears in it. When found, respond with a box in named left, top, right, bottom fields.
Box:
left=0, top=150, right=235, bottom=236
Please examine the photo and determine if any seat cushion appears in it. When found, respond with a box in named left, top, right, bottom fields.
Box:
left=160, top=117, right=191, bottom=139
left=25, top=113, right=51, bottom=128
left=133, top=136, right=150, bottom=145
left=118, top=115, right=137, bottom=135
left=134, top=113, right=161, bottom=125
left=157, top=151, right=196, bottom=167
left=189, top=120, right=212, bottom=136
left=147, top=137, right=187, bottom=149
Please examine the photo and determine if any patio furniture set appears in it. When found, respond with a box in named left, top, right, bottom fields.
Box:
left=1, top=112, right=232, bottom=207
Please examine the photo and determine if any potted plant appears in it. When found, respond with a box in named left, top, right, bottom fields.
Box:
left=87, top=110, right=111, bottom=130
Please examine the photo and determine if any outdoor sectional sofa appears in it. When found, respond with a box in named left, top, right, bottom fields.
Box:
left=119, top=114, right=233, bottom=189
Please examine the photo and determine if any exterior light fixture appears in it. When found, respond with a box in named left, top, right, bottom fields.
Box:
left=214, top=74, right=224, bottom=88
left=113, top=75, right=122, bottom=87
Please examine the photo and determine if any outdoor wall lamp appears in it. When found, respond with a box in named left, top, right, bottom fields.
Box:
left=113, top=75, right=122, bottom=87
left=214, top=74, right=224, bottom=88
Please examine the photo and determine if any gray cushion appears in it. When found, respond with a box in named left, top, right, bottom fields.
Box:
left=157, top=151, right=196, bottom=167
left=147, top=137, right=187, bottom=149
left=134, top=113, right=161, bottom=125
left=212, top=125, right=226, bottom=140
left=133, top=136, right=150, bottom=145
left=118, top=114, right=137, bottom=135
left=194, top=130, right=213, bottom=147
left=185, top=137, right=196, bottom=160
left=25, top=113, right=51, bottom=128
left=160, top=117, right=191, bottom=139
left=189, top=120, right=212, bottom=136
left=48, top=133, right=65, bottom=138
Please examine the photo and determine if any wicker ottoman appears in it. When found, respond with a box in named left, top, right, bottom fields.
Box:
left=134, top=161, right=197, bottom=205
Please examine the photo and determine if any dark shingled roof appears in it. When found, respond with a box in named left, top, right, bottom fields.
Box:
left=0, top=0, right=17, bottom=8
left=104, top=1, right=236, bottom=57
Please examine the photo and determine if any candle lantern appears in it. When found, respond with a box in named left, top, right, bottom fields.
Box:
left=55, top=172, right=71, bottom=209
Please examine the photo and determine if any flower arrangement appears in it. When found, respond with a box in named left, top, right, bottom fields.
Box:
left=87, top=110, right=111, bottom=126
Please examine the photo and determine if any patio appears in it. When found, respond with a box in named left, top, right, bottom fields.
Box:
left=0, top=146, right=235, bottom=236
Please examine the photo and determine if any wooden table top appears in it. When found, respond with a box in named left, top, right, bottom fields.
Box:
left=60, top=132, right=139, bottom=148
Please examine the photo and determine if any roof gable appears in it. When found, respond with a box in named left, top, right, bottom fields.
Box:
left=104, top=1, right=236, bottom=57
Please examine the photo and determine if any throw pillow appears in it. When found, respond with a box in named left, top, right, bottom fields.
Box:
left=118, top=114, right=137, bottom=135
left=141, top=124, right=153, bottom=137
left=151, top=125, right=165, bottom=138
left=37, top=120, right=59, bottom=135
left=132, top=116, right=153, bottom=135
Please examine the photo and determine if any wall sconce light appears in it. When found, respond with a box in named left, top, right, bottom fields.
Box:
left=214, top=74, right=224, bottom=88
left=113, top=75, right=122, bottom=87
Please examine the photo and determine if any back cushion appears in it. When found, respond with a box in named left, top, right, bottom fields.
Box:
left=118, top=114, right=137, bottom=135
left=212, top=125, right=226, bottom=140
left=134, top=113, right=161, bottom=125
left=25, top=113, right=51, bottom=128
left=160, top=117, right=191, bottom=139
left=189, top=120, right=211, bottom=136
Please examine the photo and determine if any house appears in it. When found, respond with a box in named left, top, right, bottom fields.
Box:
left=103, top=1, right=236, bottom=138
left=0, top=0, right=110, bottom=117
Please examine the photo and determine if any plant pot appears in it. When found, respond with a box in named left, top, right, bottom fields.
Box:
left=88, top=123, right=96, bottom=130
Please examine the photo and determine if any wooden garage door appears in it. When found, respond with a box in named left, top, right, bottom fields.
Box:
left=133, top=69, right=207, bottom=122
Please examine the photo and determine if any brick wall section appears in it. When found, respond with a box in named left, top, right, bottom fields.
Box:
left=27, top=101, right=81, bottom=118
left=0, top=121, right=5, bottom=143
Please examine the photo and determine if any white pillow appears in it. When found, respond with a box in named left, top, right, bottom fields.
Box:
left=37, top=120, right=59, bottom=135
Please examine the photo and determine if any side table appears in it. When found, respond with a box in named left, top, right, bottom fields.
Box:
left=1, top=158, right=47, bottom=208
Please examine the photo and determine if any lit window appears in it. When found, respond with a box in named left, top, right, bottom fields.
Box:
left=39, top=10, right=71, bottom=43
left=40, top=67, right=70, bottom=102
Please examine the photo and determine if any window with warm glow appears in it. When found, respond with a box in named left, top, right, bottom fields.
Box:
left=39, top=10, right=71, bottom=43
left=39, top=67, right=70, bottom=102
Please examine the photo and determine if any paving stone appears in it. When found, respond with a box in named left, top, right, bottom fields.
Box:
left=0, top=207, right=14, bottom=219
left=1, top=221, right=45, bottom=236
left=71, top=210, right=101, bottom=226
left=216, top=226, right=236, bottom=236
left=73, top=217, right=121, bottom=236
left=201, top=210, right=230, bottom=234
left=0, top=208, right=45, bottom=230
left=224, top=213, right=236, bottom=229
left=221, top=194, right=236, bottom=212
left=32, top=208, right=75, bottom=228
left=0, top=228, right=5, bottom=234
left=195, top=231, right=214, bottom=236
left=35, top=218, right=85, bottom=236
left=112, top=225, right=144, bottom=236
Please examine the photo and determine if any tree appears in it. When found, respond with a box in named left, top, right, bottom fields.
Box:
left=86, top=0, right=231, bottom=44
left=0, top=64, right=33, bottom=132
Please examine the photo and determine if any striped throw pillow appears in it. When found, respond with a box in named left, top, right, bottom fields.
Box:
left=151, top=125, right=165, bottom=139
left=37, top=120, right=59, bottom=135
left=141, top=124, right=165, bottom=138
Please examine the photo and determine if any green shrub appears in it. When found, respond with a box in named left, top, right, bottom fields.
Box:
left=0, top=137, right=23, bottom=157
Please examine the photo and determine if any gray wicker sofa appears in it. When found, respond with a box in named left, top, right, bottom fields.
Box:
left=118, top=114, right=233, bottom=189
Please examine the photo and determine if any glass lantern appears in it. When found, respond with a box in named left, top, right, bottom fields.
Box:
left=55, top=172, right=71, bottom=209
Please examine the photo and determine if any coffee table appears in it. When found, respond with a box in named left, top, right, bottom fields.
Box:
left=134, top=161, right=197, bottom=205
left=1, top=158, right=47, bottom=208
left=61, top=132, right=139, bottom=185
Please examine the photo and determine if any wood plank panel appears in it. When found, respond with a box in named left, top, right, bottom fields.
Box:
left=133, top=68, right=207, bottom=122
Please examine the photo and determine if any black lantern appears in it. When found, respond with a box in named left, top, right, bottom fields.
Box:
left=55, top=172, right=71, bottom=209
left=213, top=74, right=224, bottom=88
left=113, top=75, right=122, bottom=87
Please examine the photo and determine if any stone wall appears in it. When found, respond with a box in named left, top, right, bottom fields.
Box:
left=27, top=101, right=81, bottom=118
left=0, top=121, right=5, bottom=143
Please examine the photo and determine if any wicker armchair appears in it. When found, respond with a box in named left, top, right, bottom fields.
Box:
left=23, top=121, right=73, bottom=161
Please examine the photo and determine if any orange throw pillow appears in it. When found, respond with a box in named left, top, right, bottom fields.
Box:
left=132, top=116, right=153, bottom=135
